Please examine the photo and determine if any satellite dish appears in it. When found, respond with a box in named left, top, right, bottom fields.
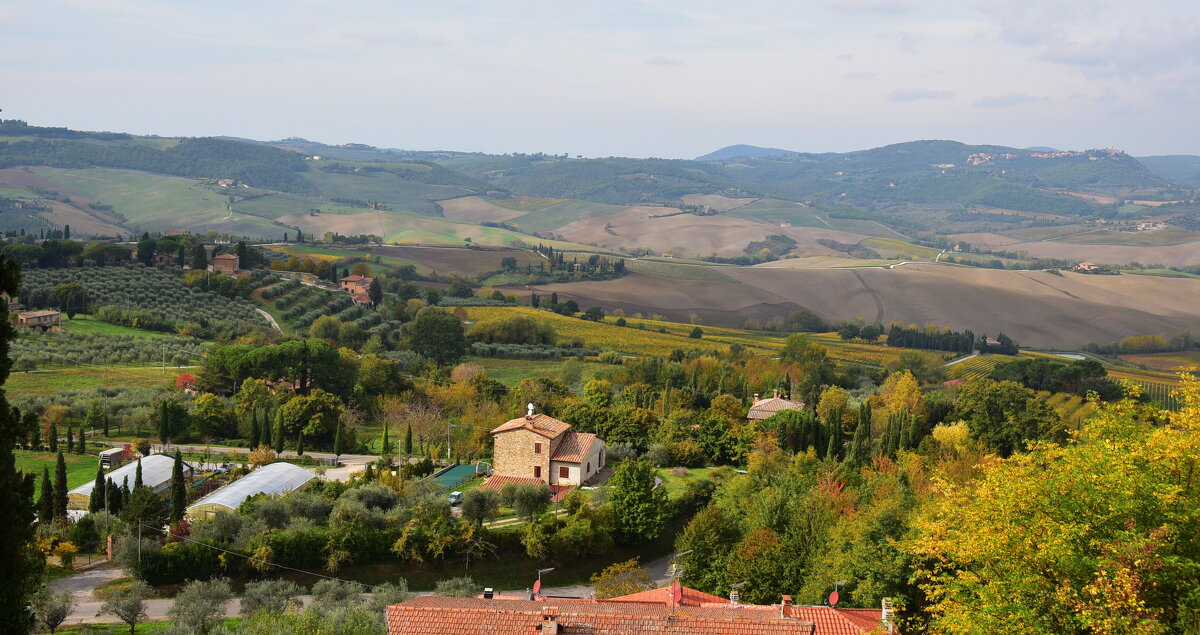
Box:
left=533, top=579, right=541, bottom=595
left=829, top=590, right=839, bottom=606
left=671, top=579, right=682, bottom=604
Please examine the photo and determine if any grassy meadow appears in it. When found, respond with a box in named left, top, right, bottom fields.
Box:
left=16, top=450, right=99, bottom=498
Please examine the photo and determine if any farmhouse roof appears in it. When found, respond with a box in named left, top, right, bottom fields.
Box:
left=353, top=293, right=372, bottom=305
left=340, top=274, right=366, bottom=282
left=550, top=431, right=597, bottom=463
left=490, top=413, right=572, bottom=439
left=213, top=253, right=238, bottom=261
left=747, top=394, right=805, bottom=420
left=385, top=595, right=886, bottom=635
left=19, top=310, right=61, bottom=319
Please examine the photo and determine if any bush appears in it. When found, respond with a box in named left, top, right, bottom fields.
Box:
left=241, top=579, right=302, bottom=616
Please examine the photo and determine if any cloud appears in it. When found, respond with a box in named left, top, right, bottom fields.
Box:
left=973, top=92, right=1044, bottom=108
left=888, top=88, right=953, bottom=102
left=824, top=0, right=912, bottom=14
left=846, top=71, right=876, bottom=80
left=646, top=56, right=683, bottom=66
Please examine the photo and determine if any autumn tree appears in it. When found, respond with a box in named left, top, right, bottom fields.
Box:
left=591, top=558, right=655, bottom=599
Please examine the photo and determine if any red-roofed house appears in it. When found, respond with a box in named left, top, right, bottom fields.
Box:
left=385, top=586, right=893, bottom=635
left=747, top=391, right=806, bottom=422
left=340, top=274, right=373, bottom=295
left=487, top=406, right=605, bottom=487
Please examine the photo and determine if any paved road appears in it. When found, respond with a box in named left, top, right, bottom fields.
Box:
left=253, top=308, right=282, bottom=334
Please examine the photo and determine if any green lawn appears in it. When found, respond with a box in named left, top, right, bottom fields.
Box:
left=60, top=619, right=242, bottom=633
left=16, top=450, right=99, bottom=498
left=466, top=357, right=608, bottom=387
left=6, top=366, right=174, bottom=395
left=658, top=466, right=727, bottom=498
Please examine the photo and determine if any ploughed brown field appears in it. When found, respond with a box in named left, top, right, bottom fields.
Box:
left=550, top=206, right=868, bottom=258
left=508, top=263, right=1200, bottom=349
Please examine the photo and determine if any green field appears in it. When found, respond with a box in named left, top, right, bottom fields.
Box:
left=1122, top=268, right=1200, bottom=280
left=59, top=315, right=169, bottom=338
left=300, top=167, right=469, bottom=216
left=862, top=237, right=942, bottom=260
left=625, top=258, right=735, bottom=282
left=1055, top=228, right=1200, bottom=246
left=16, top=450, right=99, bottom=498
left=7, top=366, right=174, bottom=395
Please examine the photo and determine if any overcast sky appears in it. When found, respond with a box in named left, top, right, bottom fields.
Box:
left=3, top=0, right=1198, bottom=158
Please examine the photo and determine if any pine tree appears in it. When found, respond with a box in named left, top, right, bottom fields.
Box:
left=404, top=422, right=413, bottom=456
left=134, top=458, right=143, bottom=489
left=54, top=451, right=68, bottom=520
left=49, top=423, right=58, bottom=453
left=89, top=466, right=104, bottom=513
left=170, top=450, right=186, bottom=522
left=39, top=467, right=53, bottom=522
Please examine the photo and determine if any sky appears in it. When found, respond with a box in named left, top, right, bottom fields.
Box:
left=3, top=0, right=1199, bottom=158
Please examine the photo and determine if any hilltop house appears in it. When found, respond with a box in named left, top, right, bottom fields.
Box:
left=481, top=406, right=605, bottom=497
left=747, top=391, right=805, bottom=422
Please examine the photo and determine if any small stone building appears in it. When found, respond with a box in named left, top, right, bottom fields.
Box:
left=17, top=309, right=61, bottom=330
left=339, top=274, right=373, bottom=295
left=488, top=407, right=605, bottom=487
left=212, top=253, right=240, bottom=275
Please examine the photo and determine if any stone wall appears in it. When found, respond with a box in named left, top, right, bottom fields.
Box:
left=493, top=427, right=552, bottom=480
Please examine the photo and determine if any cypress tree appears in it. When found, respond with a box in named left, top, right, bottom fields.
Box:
left=170, top=450, right=186, bottom=522
left=248, top=414, right=260, bottom=449
left=49, top=423, right=58, bottom=453
left=134, top=458, right=143, bottom=489
left=158, top=401, right=170, bottom=447
left=404, top=422, right=413, bottom=456
left=54, top=451, right=68, bottom=520
left=333, top=422, right=344, bottom=459
left=381, top=423, right=390, bottom=456
left=39, top=467, right=53, bottom=522
left=66, top=427, right=74, bottom=454
left=121, top=476, right=130, bottom=501
left=77, top=425, right=86, bottom=454
left=260, top=410, right=272, bottom=449
left=295, top=433, right=304, bottom=456
left=106, top=479, right=119, bottom=514
left=29, top=414, right=41, bottom=450
left=89, top=466, right=104, bottom=513
left=273, top=417, right=284, bottom=454
left=192, top=244, right=207, bottom=270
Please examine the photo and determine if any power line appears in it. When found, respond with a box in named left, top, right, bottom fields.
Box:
left=140, top=521, right=383, bottom=591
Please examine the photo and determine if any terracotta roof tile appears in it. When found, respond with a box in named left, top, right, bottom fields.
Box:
left=490, top=413, right=572, bottom=439
left=747, top=397, right=805, bottom=420
left=477, top=475, right=574, bottom=502
left=608, top=584, right=725, bottom=606
left=549, top=431, right=597, bottom=463
left=386, top=596, right=886, bottom=635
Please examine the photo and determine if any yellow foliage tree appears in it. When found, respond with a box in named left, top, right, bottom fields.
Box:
left=878, top=370, right=925, bottom=420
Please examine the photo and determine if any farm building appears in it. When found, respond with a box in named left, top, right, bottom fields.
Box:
left=17, top=309, right=61, bottom=330
left=211, top=253, right=240, bottom=275
left=339, top=274, right=373, bottom=295
left=186, top=462, right=314, bottom=520
left=67, top=454, right=192, bottom=509
left=747, top=392, right=805, bottom=422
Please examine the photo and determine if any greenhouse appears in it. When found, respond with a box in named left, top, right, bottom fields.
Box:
left=68, top=454, right=191, bottom=508
left=186, top=462, right=314, bottom=520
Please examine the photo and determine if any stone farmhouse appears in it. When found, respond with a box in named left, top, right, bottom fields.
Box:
left=480, top=406, right=606, bottom=499
left=339, top=274, right=375, bottom=306
left=211, top=253, right=241, bottom=275
left=17, top=309, right=61, bottom=330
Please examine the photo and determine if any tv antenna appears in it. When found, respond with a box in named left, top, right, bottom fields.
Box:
left=729, top=580, right=748, bottom=605
left=667, top=550, right=692, bottom=579
left=829, top=579, right=847, bottom=606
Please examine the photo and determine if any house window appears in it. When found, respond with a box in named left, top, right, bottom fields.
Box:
left=559, top=466, right=569, bottom=479
left=534, top=442, right=542, bottom=454
left=586, top=462, right=591, bottom=473
left=534, top=466, right=541, bottom=479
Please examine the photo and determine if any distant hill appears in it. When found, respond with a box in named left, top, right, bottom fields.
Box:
left=695, top=144, right=798, bottom=161
left=1137, top=155, right=1200, bottom=187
